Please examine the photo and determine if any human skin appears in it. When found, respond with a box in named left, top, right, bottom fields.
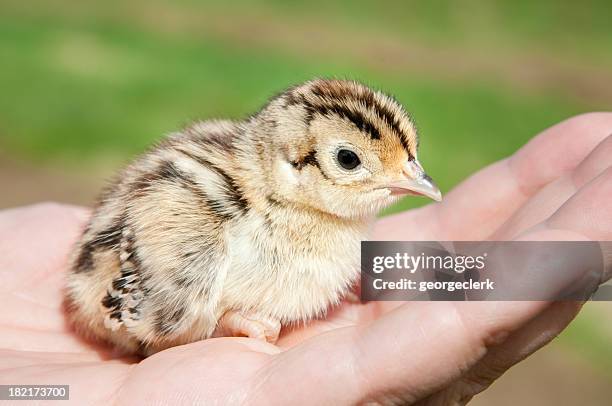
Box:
left=1, top=113, right=611, bottom=405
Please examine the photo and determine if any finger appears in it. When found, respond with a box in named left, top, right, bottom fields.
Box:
left=492, top=134, right=612, bottom=239
left=374, top=113, right=612, bottom=241
left=546, top=166, right=612, bottom=244
left=544, top=167, right=612, bottom=283
left=259, top=300, right=552, bottom=404
left=449, top=170, right=612, bottom=398
left=446, top=112, right=612, bottom=240
left=509, top=113, right=612, bottom=194
left=418, top=300, right=582, bottom=405
left=432, top=172, right=612, bottom=401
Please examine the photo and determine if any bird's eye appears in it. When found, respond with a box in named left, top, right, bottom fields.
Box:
left=337, top=149, right=361, bottom=170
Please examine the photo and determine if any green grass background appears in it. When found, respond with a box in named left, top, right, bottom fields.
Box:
left=1, top=0, right=611, bottom=379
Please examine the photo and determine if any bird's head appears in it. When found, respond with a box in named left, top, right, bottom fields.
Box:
left=253, top=78, right=441, bottom=219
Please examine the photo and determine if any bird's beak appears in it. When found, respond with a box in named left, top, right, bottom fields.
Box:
left=385, top=160, right=442, bottom=202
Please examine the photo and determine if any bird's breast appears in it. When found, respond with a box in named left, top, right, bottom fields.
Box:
left=220, top=213, right=368, bottom=322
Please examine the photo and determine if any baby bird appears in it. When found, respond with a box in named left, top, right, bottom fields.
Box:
left=65, top=79, right=441, bottom=355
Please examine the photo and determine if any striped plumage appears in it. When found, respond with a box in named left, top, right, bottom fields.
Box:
left=65, top=79, right=439, bottom=355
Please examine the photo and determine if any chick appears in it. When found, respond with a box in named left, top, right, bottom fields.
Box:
left=65, top=78, right=441, bottom=355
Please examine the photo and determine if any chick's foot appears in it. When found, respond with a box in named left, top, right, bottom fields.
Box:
left=213, top=310, right=281, bottom=343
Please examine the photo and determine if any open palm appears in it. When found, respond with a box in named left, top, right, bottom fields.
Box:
left=1, top=113, right=611, bottom=405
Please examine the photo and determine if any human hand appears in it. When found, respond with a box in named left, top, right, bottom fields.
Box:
left=1, top=113, right=610, bottom=405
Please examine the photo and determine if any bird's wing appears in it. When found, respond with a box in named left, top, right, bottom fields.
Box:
left=101, top=161, right=236, bottom=347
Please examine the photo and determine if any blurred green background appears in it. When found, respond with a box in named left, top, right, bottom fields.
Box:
left=1, top=0, right=611, bottom=404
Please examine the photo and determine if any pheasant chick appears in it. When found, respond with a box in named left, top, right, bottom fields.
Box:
left=65, top=78, right=441, bottom=355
